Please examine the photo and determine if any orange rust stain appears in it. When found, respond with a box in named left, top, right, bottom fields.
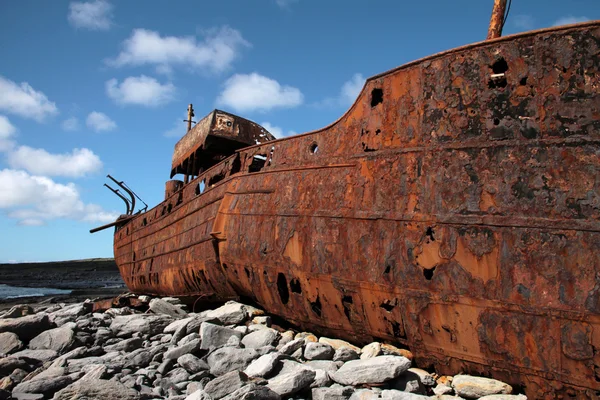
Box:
left=283, top=231, right=303, bottom=266
left=454, top=236, right=499, bottom=283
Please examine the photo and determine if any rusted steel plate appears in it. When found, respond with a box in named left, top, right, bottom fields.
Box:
left=113, top=23, right=600, bottom=398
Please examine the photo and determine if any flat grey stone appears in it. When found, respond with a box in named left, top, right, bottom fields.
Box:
left=204, top=370, right=248, bottom=399
left=380, top=390, right=429, bottom=399
left=12, top=375, right=74, bottom=397
left=202, top=301, right=248, bottom=325
left=29, top=326, right=75, bottom=354
left=164, top=317, right=194, bottom=334
left=221, top=383, right=281, bottom=400
left=267, top=368, right=316, bottom=397
left=304, top=342, right=334, bottom=360
left=164, top=338, right=200, bottom=360
left=0, top=305, right=34, bottom=319
left=53, top=378, right=140, bottom=400
left=278, top=338, right=304, bottom=355
left=0, top=332, right=22, bottom=355
left=305, top=360, right=339, bottom=373
left=333, top=347, right=359, bottom=362
left=241, top=328, right=279, bottom=349
left=149, top=298, right=187, bottom=318
left=177, top=354, right=209, bottom=374
left=109, top=314, right=174, bottom=338
left=48, top=303, right=92, bottom=326
left=103, top=337, right=143, bottom=353
left=452, top=375, right=512, bottom=398
left=312, top=385, right=355, bottom=400
left=331, top=355, right=411, bottom=385
left=184, top=390, right=212, bottom=400
left=0, top=358, right=31, bottom=377
left=349, top=389, right=380, bottom=399
left=0, top=314, right=51, bottom=342
left=199, top=322, right=242, bottom=350
left=478, top=395, right=527, bottom=400
left=244, top=352, right=282, bottom=378
left=11, top=349, right=58, bottom=363
left=166, top=367, right=190, bottom=384
left=207, top=347, right=260, bottom=376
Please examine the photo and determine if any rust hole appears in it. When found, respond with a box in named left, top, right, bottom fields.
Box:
left=520, top=76, right=528, bottom=86
left=384, top=264, right=391, bottom=274
left=492, top=58, right=508, bottom=74
left=142, top=218, right=147, bottom=226
left=493, top=118, right=500, bottom=126
left=244, top=267, right=251, bottom=279
left=277, top=273, right=289, bottom=305
left=290, top=278, right=302, bottom=294
left=391, top=320, right=405, bottom=338
left=196, top=180, right=205, bottom=195
left=310, top=143, right=319, bottom=154
left=342, top=295, right=353, bottom=320
left=424, top=266, right=435, bottom=281
left=310, top=295, right=322, bottom=317
left=380, top=300, right=395, bottom=312
left=371, top=88, right=383, bottom=107
left=425, top=227, right=435, bottom=242
left=167, top=203, right=172, bottom=213
left=132, top=252, right=136, bottom=261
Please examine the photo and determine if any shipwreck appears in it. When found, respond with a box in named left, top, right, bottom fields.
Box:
left=92, top=1, right=600, bottom=397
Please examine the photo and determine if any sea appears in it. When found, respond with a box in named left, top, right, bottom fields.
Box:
left=0, top=284, right=71, bottom=299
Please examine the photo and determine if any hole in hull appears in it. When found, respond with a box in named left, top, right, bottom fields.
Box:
left=310, top=295, right=322, bottom=317
left=277, top=273, right=289, bottom=305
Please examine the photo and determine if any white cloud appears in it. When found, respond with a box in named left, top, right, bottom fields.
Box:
left=553, top=16, right=590, bottom=26
left=86, top=111, right=116, bottom=132
left=68, top=0, right=113, bottom=31
left=0, top=115, right=17, bottom=151
left=260, top=122, right=297, bottom=138
left=512, top=15, right=535, bottom=30
left=61, top=117, right=79, bottom=131
left=106, top=75, right=176, bottom=107
left=163, top=119, right=186, bottom=138
left=7, top=146, right=102, bottom=178
left=0, top=76, right=58, bottom=122
left=340, top=73, right=365, bottom=105
left=0, top=169, right=118, bottom=226
left=217, top=73, right=303, bottom=113
left=108, top=27, right=250, bottom=73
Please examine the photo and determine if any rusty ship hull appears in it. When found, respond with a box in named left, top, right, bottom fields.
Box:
left=112, top=23, right=600, bottom=397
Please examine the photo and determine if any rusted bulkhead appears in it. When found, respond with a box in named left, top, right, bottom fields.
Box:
left=114, top=23, right=600, bottom=397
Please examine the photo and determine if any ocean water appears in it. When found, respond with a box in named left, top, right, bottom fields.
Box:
left=0, top=284, right=71, bottom=299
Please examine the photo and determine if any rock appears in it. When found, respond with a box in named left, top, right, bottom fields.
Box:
left=0, top=314, right=51, bottom=342
left=179, top=332, right=200, bottom=346
left=295, top=332, right=318, bottom=342
left=267, top=368, right=316, bottom=397
left=241, top=328, right=279, bottom=349
left=278, top=338, right=304, bottom=355
left=312, top=385, right=355, bottom=400
left=164, top=317, right=194, bottom=334
left=185, top=390, right=212, bottom=400
left=157, top=358, right=175, bottom=375
left=53, top=378, right=140, bottom=400
left=149, top=298, right=187, bottom=318
left=12, top=375, right=74, bottom=398
left=452, top=375, right=512, bottom=399
left=203, top=301, right=248, bottom=325
left=164, top=338, right=200, bottom=360
left=407, top=368, right=435, bottom=386
left=305, top=360, right=340, bottom=373
left=478, top=395, right=527, bottom=400
left=221, top=383, right=280, bottom=400
left=0, top=305, right=34, bottom=319
left=49, top=347, right=88, bottom=369
left=80, top=364, right=107, bottom=380
left=0, top=332, right=22, bottom=355
left=207, top=347, right=260, bottom=376
left=177, top=354, right=209, bottom=374
left=433, top=384, right=454, bottom=396
left=204, top=370, right=248, bottom=399
left=11, top=393, right=44, bottom=400
left=11, top=349, right=58, bottom=363
left=48, top=303, right=92, bottom=326
left=244, top=352, right=282, bottom=378
left=27, top=366, right=66, bottom=381
left=277, top=331, right=294, bottom=348
left=388, top=370, right=425, bottom=394
left=199, top=322, right=243, bottom=350
left=333, top=347, right=359, bottom=362
left=380, top=390, right=429, bottom=399
left=109, top=314, right=174, bottom=337
left=252, top=316, right=271, bottom=326
left=349, top=389, right=380, bottom=400
left=304, top=342, right=334, bottom=360
left=29, top=326, right=75, bottom=354
left=167, top=367, right=190, bottom=384
left=64, top=357, right=102, bottom=373
left=319, top=337, right=361, bottom=353
left=381, top=344, right=413, bottom=360
left=103, top=337, right=143, bottom=353
left=360, top=342, right=381, bottom=359
left=331, top=355, right=411, bottom=385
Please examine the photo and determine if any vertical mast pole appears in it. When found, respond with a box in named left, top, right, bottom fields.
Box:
left=487, top=0, right=508, bottom=40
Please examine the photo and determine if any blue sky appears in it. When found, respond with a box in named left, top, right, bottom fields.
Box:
left=0, top=0, right=598, bottom=262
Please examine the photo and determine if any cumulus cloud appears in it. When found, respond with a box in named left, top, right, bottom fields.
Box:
left=61, top=117, right=79, bottom=131
left=68, top=0, right=113, bottom=30
left=314, top=73, right=365, bottom=108
left=0, top=115, right=17, bottom=151
left=86, top=111, right=116, bottom=132
left=217, top=73, right=303, bottom=113
left=0, top=76, right=58, bottom=122
left=7, top=146, right=102, bottom=178
left=553, top=16, right=590, bottom=26
left=512, top=15, right=535, bottom=30
left=106, top=75, right=176, bottom=107
left=260, top=122, right=297, bottom=138
left=108, top=27, right=250, bottom=74
left=0, top=169, right=118, bottom=226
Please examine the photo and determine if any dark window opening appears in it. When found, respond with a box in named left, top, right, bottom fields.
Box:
left=310, top=143, right=319, bottom=154
left=231, top=154, right=242, bottom=175
left=142, top=218, right=147, bottom=226
left=375, top=129, right=381, bottom=135
left=132, top=252, right=136, bottom=261
left=342, top=295, right=353, bottom=320
left=248, top=155, right=267, bottom=173
left=223, top=263, right=228, bottom=270
left=391, top=321, right=406, bottom=338
left=310, top=295, right=322, bottom=317
left=520, top=76, right=528, bottom=86
left=488, top=58, right=508, bottom=89
left=371, top=88, right=383, bottom=107
left=380, top=300, right=395, bottom=312
left=277, top=273, right=289, bottom=305
left=290, top=278, right=302, bottom=294
left=362, top=142, right=376, bottom=152
left=492, top=58, right=509, bottom=74
left=423, top=266, right=435, bottom=281
left=167, top=203, right=173, bottom=213
left=208, top=171, right=225, bottom=186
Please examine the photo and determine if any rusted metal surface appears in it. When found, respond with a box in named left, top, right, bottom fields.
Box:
left=487, top=0, right=508, bottom=40
left=110, top=22, right=600, bottom=398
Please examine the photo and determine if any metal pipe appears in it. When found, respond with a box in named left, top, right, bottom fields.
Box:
left=487, top=0, right=507, bottom=40
left=107, top=174, right=136, bottom=213
left=89, top=216, right=133, bottom=233
left=104, top=184, right=131, bottom=215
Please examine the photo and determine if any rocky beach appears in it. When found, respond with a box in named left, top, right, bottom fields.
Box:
left=0, top=293, right=526, bottom=400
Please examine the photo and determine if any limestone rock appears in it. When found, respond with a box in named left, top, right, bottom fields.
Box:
left=109, top=314, right=173, bottom=337
left=380, top=390, right=429, bottom=399
left=164, top=317, right=194, bottom=334
left=207, top=347, right=260, bottom=376
left=199, top=322, right=242, bottom=350
left=0, top=332, right=23, bottom=355
left=244, top=352, right=282, bottom=378
left=203, top=370, right=248, bottom=399
left=381, top=343, right=413, bottom=360
left=304, top=342, right=334, bottom=360
left=203, top=301, right=248, bottom=325
left=29, top=326, right=75, bottom=354
left=0, top=305, right=34, bottom=319
left=241, top=328, right=279, bottom=349
left=318, top=337, right=361, bottom=353
left=53, top=378, right=140, bottom=400
left=452, top=375, right=512, bottom=399
left=349, top=389, right=381, bottom=399
left=0, top=314, right=51, bottom=342
left=360, top=342, right=381, bottom=359
left=177, top=354, right=209, bottom=374
left=164, top=338, right=200, bottom=360
left=184, top=390, right=212, bottom=400
left=478, top=395, right=527, bottom=400
left=331, top=355, right=411, bottom=385
left=267, top=368, right=316, bottom=397
left=0, top=358, right=33, bottom=377
left=220, top=383, right=281, bottom=400
left=11, top=349, right=58, bottom=363
left=149, top=298, right=187, bottom=318
left=12, top=375, right=74, bottom=398
left=312, top=385, right=355, bottom=400
left=333, top=347, right=359, bottom=362
left=278, top=338, right=304, bottom=355
left=103, top=337, right=142, bottom=353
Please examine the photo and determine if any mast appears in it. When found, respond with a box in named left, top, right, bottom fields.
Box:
left=487, top=0, right=508, bottom=40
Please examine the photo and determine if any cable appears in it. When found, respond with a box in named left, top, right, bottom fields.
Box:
left=501, top=0, right=512, bottom=30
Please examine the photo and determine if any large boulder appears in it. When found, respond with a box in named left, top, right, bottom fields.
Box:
left=207, top=347, right=260, bottom=376
left=199, top=322, right=243, bottom=350
left=109, top=314, right=173, bottom=337
left=164, top=338, right=200, bottom=360
left=149, top=298, right=187, bottom=318
left=0, top=314, right=51, bottom=342
left=53, top=378, right=140, bottom=400
left=177, top=354, right=209, bottom=374
left=29, top=326, right=75, bottom=354
left=10, top=349, right=58, bottom=363
left=267, top=369, right=316, bottom=397
left=244, top=352, right=282, bottom=378
left=201, top=302, right=248, bottom=325
left=203, top=370, right=248, bottom=399
left=48, top=303, right=92, bottom=326
left=241, top=328, right=279, bottom=349
left=452, top=375, right=512, bottom=399
left=331, top=355, right=411, bottom=385
left=12, top=375, right=75, bottom=398
left=0, top=332, right=23, bottom=355
left=304, top=342, right=334, bottom=360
